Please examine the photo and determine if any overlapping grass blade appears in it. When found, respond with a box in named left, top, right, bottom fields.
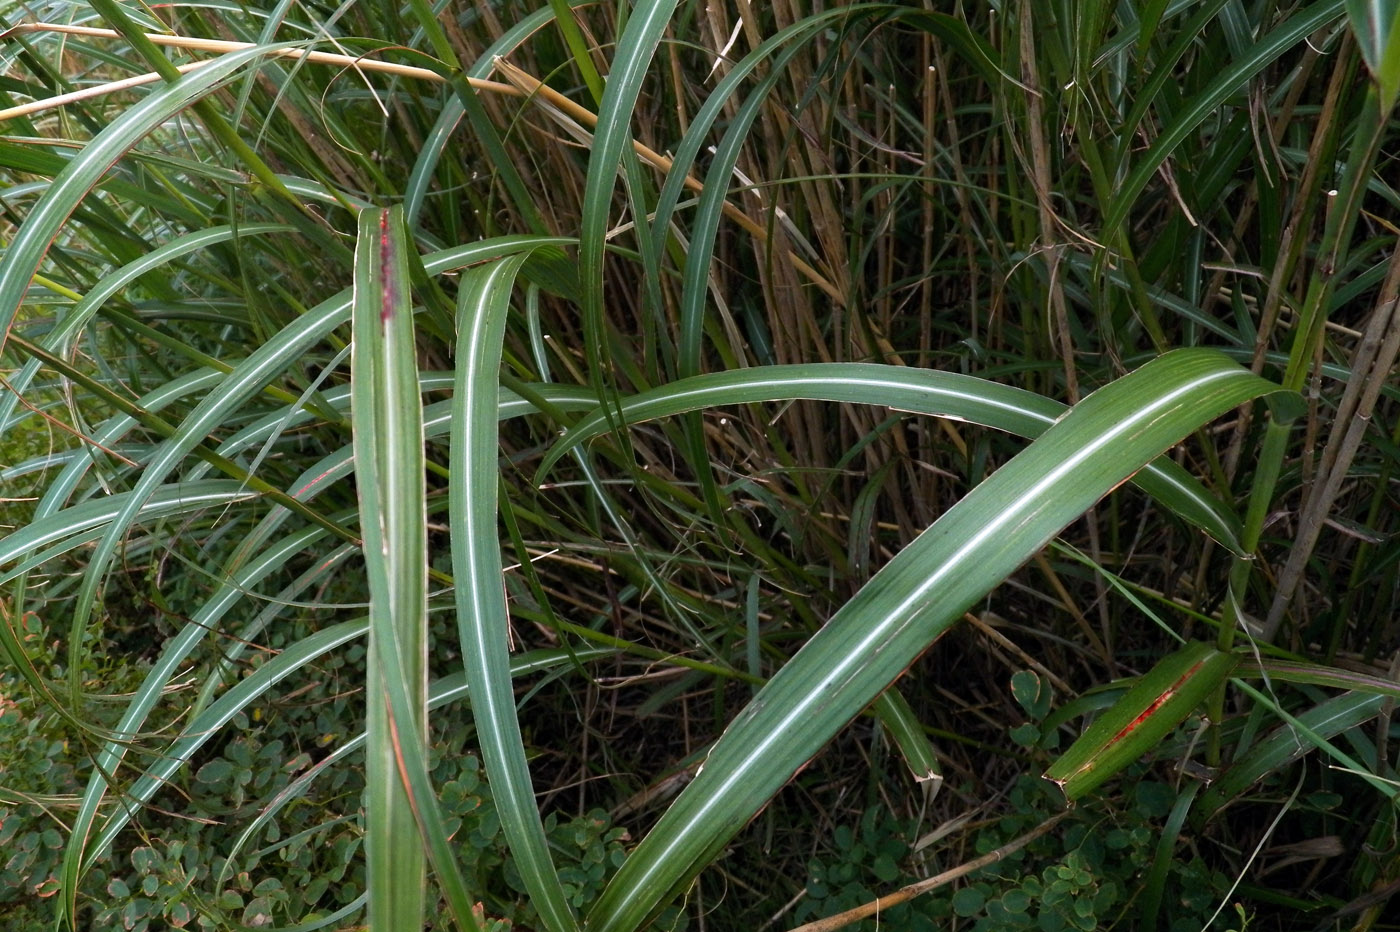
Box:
left=0, top=224, right=293, bottom=438
left=44, top=235, right=570, bottom=706
left=0, top=43, right=280, bottom=352
left=351, top=205, right=431, bottom=931
left=578, top=0, right=678, bottom=391
left=405, top=1, right=590, bottom=226
left=585, top=349, right=1296, bottom=932
left=45, top=363, right=596, bottom=923
left=215, top=646, right=617, bottom=893
left=451, top=248, right=581, bottom=932
left=1197, top=690, right=1389, bottom=820
left=82, top=618, right=370, bottom=868
left=536, top=362, right=1248, bottom=553
left=1102, top=1, right=1345, bottom=241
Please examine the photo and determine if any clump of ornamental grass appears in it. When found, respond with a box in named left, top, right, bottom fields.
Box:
left=1, top=2, right=1399, bottom=930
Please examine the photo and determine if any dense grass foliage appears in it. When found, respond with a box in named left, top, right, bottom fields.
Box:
left=1, top=1, right=1399, bottom=930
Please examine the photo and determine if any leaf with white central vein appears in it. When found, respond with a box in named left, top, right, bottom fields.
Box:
left=584, top=348, right=1298, bottom=932
left=451, top=248, right=582, bottom=932
left=536, top=362, right=1256, bottom=554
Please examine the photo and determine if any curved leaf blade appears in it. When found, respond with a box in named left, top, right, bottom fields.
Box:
left=0, top=45, right=283, bottom=353
left=1197, top=690, right=1387, bottom=821
left=585, top=349, right=1296, bottom=932
left=536, top=362, right=1247, bottom=554
left=1102, top=1, right=1345, bottom=241
left=451, top=250, right=581, bottom=932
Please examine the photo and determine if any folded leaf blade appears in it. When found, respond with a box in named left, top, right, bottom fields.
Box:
left=1043, top=641, right=1238, bottom=800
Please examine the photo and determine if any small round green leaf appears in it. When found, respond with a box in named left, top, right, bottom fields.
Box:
left=952, top=886, right=986, bottom=917
left=196, top=759, right=234, bottom=785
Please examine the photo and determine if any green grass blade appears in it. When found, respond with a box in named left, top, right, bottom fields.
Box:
left=405, top=2, right=589, bottom=226
left=353, top=209, right=494, bottom=931
left=451, top=249, right=581, bottom=932
left=0, top=44, right=279, bottom=353
left=873, top=691, right=942, bottom=789
left=1140, top=782, right=1201, bottom=928
left=584, top=349, right=1295, bottom=932
left=1196, top=690, right=1389, bottom=821
left=578, top=0, right=679, bottom=391
left=535, top=362, right=1248, bottom=553
left=217, top=646, right=617, bottom=892
left=1102, top=1, right=1344, bottom=241
left=1346, top=0, right=1400, bottom=111
left=82, top=619, right=369, bottom=871
left=51, top=495, right=328, bottom=928
left=0, top=223, right=292, bottom=435
left=352, top=205, right=429, bottom=932
left=1239, top=659, right=1400, bottom=699
left=0, top=481, right=255, bottom=569
left=47, top=235, right=570, bottom=706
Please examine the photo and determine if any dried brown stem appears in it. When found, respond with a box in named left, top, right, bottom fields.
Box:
left=787, top=812, right=1070, bottom=932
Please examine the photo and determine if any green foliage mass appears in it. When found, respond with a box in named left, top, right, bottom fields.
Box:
left=1, top=662, right=627, bottom=929
left=1, top=0, right=1400, bottom=930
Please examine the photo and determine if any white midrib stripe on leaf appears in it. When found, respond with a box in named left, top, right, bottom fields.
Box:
left=635, top=376, right=1035, bottom=420
left=461, top=259, right=516, bottom=751
left=628, top=366, right=1242, bottom=889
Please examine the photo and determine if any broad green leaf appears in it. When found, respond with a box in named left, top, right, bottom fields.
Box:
left=1011, top=671, right=1052, bottom=721
left=1043, top=641, right=1238, bottom=799
left=585, top=348, right=1295, bottom=932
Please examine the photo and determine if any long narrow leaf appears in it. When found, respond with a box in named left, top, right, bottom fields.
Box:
left=585, top=349, right=1297, bottom=932
left=0, top=45, right=282, bottom=353
left=578, top=0, right=679, bottom=391
left=451, top=250, right=581, bottom=932
left=352, top=205, right=430, bottom=931
left=1102, top=1, right=1344, bottom=241
left=1197, top=690, right=1388, bottom=820
left=536, top=362, right=1250, bottom=553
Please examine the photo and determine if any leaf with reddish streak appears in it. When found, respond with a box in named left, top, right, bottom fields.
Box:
left=1045, top=641, right=1238, bottom=800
